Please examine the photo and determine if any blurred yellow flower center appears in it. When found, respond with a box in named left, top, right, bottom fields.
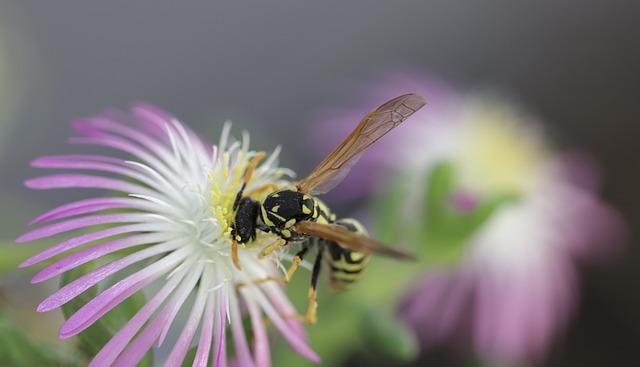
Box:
left=457, top=101, right=549, bottom=196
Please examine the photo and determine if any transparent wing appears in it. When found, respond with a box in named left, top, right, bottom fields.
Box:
left=297, top=93, right=427, bottom=195
left=294, top=221, right=415, bottom=260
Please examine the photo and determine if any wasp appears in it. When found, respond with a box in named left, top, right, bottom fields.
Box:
left=231, top=93, right=427, bottom=324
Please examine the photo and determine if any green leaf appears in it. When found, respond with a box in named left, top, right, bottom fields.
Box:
left=455, top=192, right=519, bottom=240
left=416, top=162, right=463, bottom=263
left=0, top=308, right=80, bottom=366
left=181, top=347, right=199, bottom=367
left=414, top=161, right=520, bottom=266
left=61, top=261, right=152, bottom=364
left=373, top=173, right=411, bottom=244
left=423, top=162, right=456, bottom=238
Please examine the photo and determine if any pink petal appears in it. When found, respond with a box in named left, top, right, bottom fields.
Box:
left=192, top=291, right=215, bottom=367
left=134, top=104, right=209, bottom=155
left=164, top=269, right=210, bottom=366
left=17, top=213, right=142, bottom=242
left=88, top=264, right=188, bottom=367
left=33, top=154, right=126, bottom=169
left=246, top=296, right=270, bottom=367
left=229, top=291, right=256, bottom=367
left=28, top=197, right=156, bottom=225
left=74, top=117, right=172, bottom=162
left=111, top=261, right=203, bottom=366
left=157, top=263, right=206, bottom=346
left=71, top=116, right=197, bottom=183
left=245, top=286, right=320, bottom=363
left=59, top=249, right=186, bottom=338
left=25, top=174, right=154, bottom=196
left=69, top=136, right=175, bottom=181
left=39, top=241, right=182, bottom=313
left=213, top=288, right=228, bottom=367
left=130, top=103, right=174, bottom=139
left=20, top=223, right=151, bottom=267
left=31, top=232, right=167, bottom=283
left=31, top=155, right=157, bottom=188
left=262, top=281, right=306, bottom=341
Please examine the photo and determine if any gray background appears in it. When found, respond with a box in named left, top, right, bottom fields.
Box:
left=0, top=1, right=638, bottom=366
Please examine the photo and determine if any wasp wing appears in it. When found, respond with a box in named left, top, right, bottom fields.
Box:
left=294, top=221, right=415, bottom=260
left=297, top=93, right=427, bottom=195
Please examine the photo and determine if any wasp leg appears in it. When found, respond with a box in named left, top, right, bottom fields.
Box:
left=280, top=245, right=323, bottom=325
left=246, top=245, right=311, bottom=287
left=242, top=242, right=323, bottom=324
left=231, top=239, right=242, bottom=271
left=236, top=245, right=310, bottom=291
left=259, top=237, right=287, bottom=258
left=304, top=248, right=324, bottom=325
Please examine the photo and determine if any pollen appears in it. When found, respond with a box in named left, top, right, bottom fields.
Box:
left=208, top=151, right=254, bottom=241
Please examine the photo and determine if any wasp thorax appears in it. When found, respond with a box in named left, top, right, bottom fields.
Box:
left=261, top=189, right=315, bottom=237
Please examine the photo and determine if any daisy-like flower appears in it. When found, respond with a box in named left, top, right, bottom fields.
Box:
left=16, top=104, right=320, bottom=366
left=314, top=72, right=626, bottom=365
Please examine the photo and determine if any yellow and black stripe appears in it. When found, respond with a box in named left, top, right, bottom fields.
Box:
left=322, top=218, right=370, bottom=292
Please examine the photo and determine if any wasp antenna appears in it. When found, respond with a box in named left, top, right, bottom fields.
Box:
left=243, top=151, right=267, bottom=186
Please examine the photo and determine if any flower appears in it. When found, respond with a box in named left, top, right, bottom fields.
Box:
left=313, top=72, right=626, bottom=365
left=16, top=104, right=320, bottom=366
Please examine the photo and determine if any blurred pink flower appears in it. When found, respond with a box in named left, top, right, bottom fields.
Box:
left=400, top=153, right=626, bottom=363
left=312, top=71, right=626, bottom=364
left=17, top=104, right=319, bottom=367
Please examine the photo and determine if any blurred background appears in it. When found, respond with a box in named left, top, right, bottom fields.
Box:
left=0, top=1, right=638, bottom=366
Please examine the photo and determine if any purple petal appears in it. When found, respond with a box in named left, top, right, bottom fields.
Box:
left=31, top=155, right=157, bottom=187
left=246, top=296, right=270, bottom=367
left=88, top=264, right=188, bottom=367
left=73, top=114, right=206, bottom=182
left=31, top=233, right=167, bottom=283
left=111, top=261, right=203, bottom=366
left=157, top=263, right=206, bottom=346
left=229, top=291, right=256, bottom=367
left=400, top=270, right=470, bottom=348
left=17, top=213, right=142, bottom=242
left=28, top=197, right=156, bottom=225
left=262, top=281, right=306, bottom=341
left=214, top=288, right=228, bottom=367
left=25, top=174, right=154, bottom=196
left=134, top=103, right=210, bottom=156
left=193, top=291, right=215, bottom=367
left=20, top=223, right=150, bottom=267
left=59, top=249, right=186, bottom=338
left=69, top=136, right=176, bottom=181
left=245, top=286, right=321, bottom=363
left=39, top=241, right=182, bottom=314
left=32, top=154, right=125, bottom=167
left=72, top=117, right=169, bottom=160
left=130, top=103, right=175, bottom=139
left=164, top=270, right=209, bottom=366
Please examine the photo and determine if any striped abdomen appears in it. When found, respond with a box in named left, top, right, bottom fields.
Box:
left=323, top=218, right=370, bottom=292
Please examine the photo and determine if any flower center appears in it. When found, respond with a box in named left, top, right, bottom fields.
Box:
left=456, top=101, right=550, bottom=197
left=208, top=151, right=250, bottom=242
